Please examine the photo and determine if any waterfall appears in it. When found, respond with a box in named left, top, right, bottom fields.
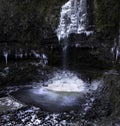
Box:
left=57, top=0, right=92, bottom=68
left=57, top=0, right=90, bottom=41
left=62, top=39, right=68, bottom=68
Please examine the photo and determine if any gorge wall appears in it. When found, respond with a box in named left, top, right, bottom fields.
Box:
left=0, top=0, right=119, bottom=65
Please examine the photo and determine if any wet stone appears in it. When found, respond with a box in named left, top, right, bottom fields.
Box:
left=0, top=96, right=24, bottom=114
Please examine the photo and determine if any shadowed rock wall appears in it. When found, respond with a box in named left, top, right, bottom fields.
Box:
left=0, top=0, right=119, bottom=64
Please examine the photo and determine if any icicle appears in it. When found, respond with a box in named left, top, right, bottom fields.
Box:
left=75, top=44, right=80, bottom=48
left=31, top=50, right=41, bottom=59
left=15, top=51, right=18, bottom=58
left=3, top=51, right=8, bottom=65
left=116, top=48, right=119, bottom=61
left=111, top=47, right=115, bottom=54
left=24, top=53, right=28, bottom=57
left=84, top=31, right=93, bottom=36
left=42, top=53, right=48, bottom=65
left=57, top=0, right=89, bottom=41
left=19, top=48, right=23, bottom=59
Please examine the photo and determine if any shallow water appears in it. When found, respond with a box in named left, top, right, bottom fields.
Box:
left=12, top=87, right=86, bottom=112
left=11, top=70, right=102, bottom=113
left=0, top=68, right=119, bottom=125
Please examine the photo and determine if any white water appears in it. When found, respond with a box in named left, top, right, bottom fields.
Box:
left=11, top=71, right=101, bottom=112
left=57, top=0, right=93, bottom=41
left=44, top=71, right=100, bottom=92
left=25, top=71, right=101, bottom=112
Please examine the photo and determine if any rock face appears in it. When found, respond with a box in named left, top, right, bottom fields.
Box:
left=0, top=0, right=67, bottom=65
left=0, top=0, right=118, bottom=42
left=0, top=0, right=69, bottom=43
left=0, top=0, right=119, bottom=65
left=94, top=0, right=119, bottom=35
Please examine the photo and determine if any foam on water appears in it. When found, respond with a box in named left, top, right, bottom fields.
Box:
left=43, top=70, right=101, bottom=93
left=45, top=71, right=86, bottom=92
left=11, top=71, right=101, bottom=112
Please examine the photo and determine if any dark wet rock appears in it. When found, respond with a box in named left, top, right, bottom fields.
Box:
left=103, top=71, right=120, bottom=115
left=0, top=61, right=55, bottom=87
left=85, top=98, right=111, bottom=120
left=0, top=0, right=119, bottom=65
left=94, top=70, right=120, bottom=126
left=94, top=0, right=119, bottom=36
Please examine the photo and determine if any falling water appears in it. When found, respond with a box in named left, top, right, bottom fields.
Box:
left=57, top=0, right=88, bottom=41
left=62, top=39, right=68, bottom=68
left=57, top=0, right=91, bottom=68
